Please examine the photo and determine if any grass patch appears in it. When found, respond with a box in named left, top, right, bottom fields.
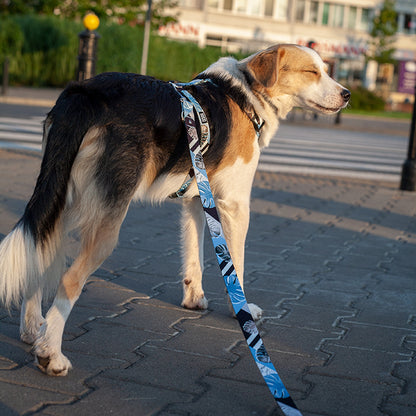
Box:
left=343, top=108, right=412, bottom=120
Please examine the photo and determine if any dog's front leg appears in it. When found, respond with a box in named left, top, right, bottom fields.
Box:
left=181, top=197, right=208, bottom=310
left=216, top=199, right=263, bottom=320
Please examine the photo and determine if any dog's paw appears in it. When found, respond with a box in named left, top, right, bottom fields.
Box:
left=248, top=303, right=263, bottom=321
left=35, top=353, right=72, bottom=377
left=182, top=293, right=208, bottom=310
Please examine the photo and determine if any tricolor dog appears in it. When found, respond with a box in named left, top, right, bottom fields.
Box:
left=0, top=44, right=350, bottom=376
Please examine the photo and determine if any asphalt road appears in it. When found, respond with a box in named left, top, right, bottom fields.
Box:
left=0, top=103, right=51, bottom=119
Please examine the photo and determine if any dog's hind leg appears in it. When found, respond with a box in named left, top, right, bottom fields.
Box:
left=33, top=211, right=126, bottom=376
left=20, top=243, right=66, bottom=345
left=20, top=288, right=44, bottom=345
left=181, top=197, right=208, bottom=310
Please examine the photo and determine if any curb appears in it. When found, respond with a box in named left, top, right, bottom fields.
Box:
left=0, top=95, right=56, bottom=107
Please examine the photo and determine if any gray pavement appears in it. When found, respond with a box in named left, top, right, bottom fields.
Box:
left=0, top=88, right=415, bottom=416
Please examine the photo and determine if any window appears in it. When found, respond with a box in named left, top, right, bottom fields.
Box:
left=295, top=0, right=305, bottom=22
left=207, top=0, right=219, bottom=8
left=235, top=0, right=246, bottom=12
left=275, top=0, right=289, bottom=20
left=331, top=4, right=344, bottom=27
left=404, top=14, right=416, bottom=34
left=309, top=1, right=319, bottom=24
left=348, top=6, right=357, bottom=29
left=358, top=8, right=370, bottom=31
left=265, top=0, right=274, bottom=17
left=322, top=2, right=330, bottom=25
left=247, top=0, right=262, bottom=15
left=234, top=0, right=262, bottom=15
left=224, top=0, right=233, bottom=10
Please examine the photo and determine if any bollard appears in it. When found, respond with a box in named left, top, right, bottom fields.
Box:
left=335, top=111, right=341, bottom=124
left=77, top=14, right=100, bottom=82
left=140, top=0, right=152, bottom=75
left=2, top=57, right=9, bottom=96
left=400, top=84, right=416, bottom=191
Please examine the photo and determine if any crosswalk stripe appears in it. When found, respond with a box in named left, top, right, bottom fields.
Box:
left=257, top=163, right=401, bottom=182
left=0, top=131, right=41, bottom=143
left=260, top=154, right=402, bottom=172
left=0, top=116, right=408, bottom=181
left=259, top=125, right=407, bottom=181
left=0, top=116, right=44, bottom=126
left=264, top=148, right=403, bottom=164
left=0, top=116, right=43, bottom=151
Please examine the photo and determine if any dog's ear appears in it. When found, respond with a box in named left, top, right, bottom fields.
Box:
left=246, top=47, right=285, bottom=88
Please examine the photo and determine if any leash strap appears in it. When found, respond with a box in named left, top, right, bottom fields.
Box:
left=169, top=80, right=211, bottom=198
left=173, top=82, right=303, bottom=416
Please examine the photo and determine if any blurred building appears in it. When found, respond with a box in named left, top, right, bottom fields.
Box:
left=158, top=0, right=416, bottom=103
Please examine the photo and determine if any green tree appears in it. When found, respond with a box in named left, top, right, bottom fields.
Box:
left=0, top=1, right=61, bottom=15
left=368, top=0, right=398, bottom=64
left=0, top=0, right=177, bottom=27
left=0, top=17, right=24, bottom=58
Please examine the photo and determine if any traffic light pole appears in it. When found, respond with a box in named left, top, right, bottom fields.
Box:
left=400, top=85, right=416, bottom=191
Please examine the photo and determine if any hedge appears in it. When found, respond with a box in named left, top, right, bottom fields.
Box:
left=348, top=86, right=386, bottom=112
left=0, top=14, right=243, bottom=87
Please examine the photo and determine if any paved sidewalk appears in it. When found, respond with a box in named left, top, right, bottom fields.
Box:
left=0, top=87, right=61, bottom=108
left=0, top=147, right=415, bottom=416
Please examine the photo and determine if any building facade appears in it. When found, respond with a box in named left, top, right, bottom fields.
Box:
left=158, top=0, right=416, bottom=101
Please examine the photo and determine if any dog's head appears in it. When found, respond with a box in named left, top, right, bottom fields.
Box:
left=240, top=44, right=350, bottom=116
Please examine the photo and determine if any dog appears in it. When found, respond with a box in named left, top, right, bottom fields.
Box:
left=0, top=44, right=350, bottom=376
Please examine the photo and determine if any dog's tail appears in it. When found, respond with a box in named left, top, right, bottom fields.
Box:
left=0, top=82, right=103, bottom=307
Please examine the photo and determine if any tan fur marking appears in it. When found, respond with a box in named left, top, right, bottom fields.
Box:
left=247, top=49, right=279, bottom=88
left=247, top=44, right=321, bottom=100
left=132, top=148, right=161, bottom=202
left=274, top=45, right=321, bottom=94
left=59, top=219, right=121, bottom=301
left=212, top=99, right=257, bottom=172
left=79, top=126, right=104, bottom=151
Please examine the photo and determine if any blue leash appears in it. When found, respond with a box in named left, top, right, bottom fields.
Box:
left=172, top=81, right=303, bottom=416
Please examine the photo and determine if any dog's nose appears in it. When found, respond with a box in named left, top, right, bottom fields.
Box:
left=341, top=89, right=350, bottom=102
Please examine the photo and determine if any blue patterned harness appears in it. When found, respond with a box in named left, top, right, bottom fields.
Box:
left=171, top=80, right=303, bottom=416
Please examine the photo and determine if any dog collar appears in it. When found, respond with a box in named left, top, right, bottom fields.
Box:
left=247, top=109, right=264, bottom=137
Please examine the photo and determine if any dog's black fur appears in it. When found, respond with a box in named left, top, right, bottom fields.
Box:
left=24, top=73, right=247, bottom=245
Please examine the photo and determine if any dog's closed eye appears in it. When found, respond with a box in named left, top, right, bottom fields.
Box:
left=304, top=67, right=319, bottom=75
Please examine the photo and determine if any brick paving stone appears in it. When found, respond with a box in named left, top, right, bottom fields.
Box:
left=380, top=403, right=416, bottom=416
left=165, top=375, right=280, bottom=416
left=210, top=340, right=324, bottom=396
left=386, top=361, right=416, bottom=409
left=329, top=322, right=415, bottom=355
left=300, top=374, right=396, bottom=416
left=38, top=377, right=194, bottom=416
left=368, top=272, right=416, bottom=292
left=260, top=322, right=339, bottom=360
left=96, top=269, right=182, bottom=298
left=102, top=346, right=228, bottom=395
left=1, top=144, right=416, bottom=416
left=308, top=344, right=405, bottom=385
left=275, top=302, right=353, bottom=331
left=0, top=380, right=71, bottom=415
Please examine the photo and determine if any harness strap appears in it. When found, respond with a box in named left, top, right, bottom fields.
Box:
left=169, top=79, right=264, bottom=198
left=175, top=87, right=303, bottom=416
left=169, top=80, right=212, bottom=199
